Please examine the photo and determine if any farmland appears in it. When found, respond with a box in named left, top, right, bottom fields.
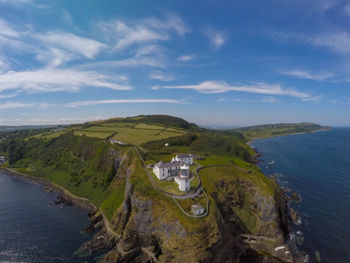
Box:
left=70, top=122, right=185, bottom=145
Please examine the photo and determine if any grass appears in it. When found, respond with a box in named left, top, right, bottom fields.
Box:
left=190, top=173, right=200, bottom=189
left=134, top=123, right=164, bottom=130
left=196, top=154, right=256, bottom=170
left=238, top=123, right=327, bottom=141
left=198, top=165, right=279, bottom=233
left=65, top=122, right=185, bottom=145
left=176, top=192, right=207, bottom=214
left=100, top=182, right=126, bottom=220
left=73, top=130, right=114, bottom=139
left=27, top=130, right=68, bottom=140
left=112, top=127, right=183, bottom=145
left=148, top=169, right=185, bottom=195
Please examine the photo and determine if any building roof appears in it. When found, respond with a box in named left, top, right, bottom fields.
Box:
left=156, top=161, right=183, bottom=168
left=191, top=204, right=204, bottom=210
left=176, top=153, right=192, bottom=158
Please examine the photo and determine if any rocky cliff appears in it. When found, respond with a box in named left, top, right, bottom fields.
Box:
left=80, top=156, right=294, bottom=263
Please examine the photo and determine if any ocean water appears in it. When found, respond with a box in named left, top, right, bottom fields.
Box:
left=0, top=173, right=96, bottom=262
left=251, top=128, right=350, bottom=263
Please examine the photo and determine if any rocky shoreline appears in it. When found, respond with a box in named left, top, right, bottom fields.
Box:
left=250, top=143, right=308, bottom=263
left=0, top=168, right=116, bottom=259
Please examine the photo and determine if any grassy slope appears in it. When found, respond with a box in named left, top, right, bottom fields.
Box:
left=0, top=115, right=292, bottom=260
left=236, top=122, right=329, bottom=141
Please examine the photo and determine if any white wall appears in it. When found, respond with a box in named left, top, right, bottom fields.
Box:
left=175, top=177, right=190, bottom=192
left=153, top=165, right=169, bottom=180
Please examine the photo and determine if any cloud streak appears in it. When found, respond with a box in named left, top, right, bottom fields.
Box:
left=36, top=32, right=106, bottom=59
left=148, top=71, right=174, bottom=81
left=0, top=101, right=36, bottom=110
left=158, top=81, right=312, bottom=99
left=67, top=98, right=185, bottom=107
left=281, top=70, right=333, bottom=81
left=0, top=69, right=131, bottom=93
left=99, top=14, right=189, bottom=51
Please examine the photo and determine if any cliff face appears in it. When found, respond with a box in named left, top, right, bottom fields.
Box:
left=82, top=157, right=293, bottom=263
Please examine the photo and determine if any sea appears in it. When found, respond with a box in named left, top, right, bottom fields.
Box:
left=251, top=128, right=350, bottom=263
left=0, top=173, right=96, bottom=263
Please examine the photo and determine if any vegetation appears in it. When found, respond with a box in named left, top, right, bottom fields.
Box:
left=0, top=115, right=301, bottom=262
left=236, top=122, right=329, bottom=141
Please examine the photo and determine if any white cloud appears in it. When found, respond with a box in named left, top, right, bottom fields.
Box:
left=67, top=98, right=185, bottom=107
left=36, top=47, right=76, bottom=68
left=272, top=31, right=350, bottom=56
left=204, top=28, right=228, bottom=50
left=0, top=101, right=36, bottom=110
left=177, top=55, right=194, bottom=62
left=0, top=92, right=19, bottom=99
left=310, top=32, right=350, bottom=55
left=99, top=14, right=189, bottom=51
left=78, top=45, right=166, bottom=69
left=0, top=69, right=132, bottom=93
left=159, top=81, right=312, bottom=99
left=282, top=70, right=333, bottom=81
left=36, top=32, right=106, bottom=59
left=62, top=10, right=73, bottom=25
left=301, top=95, right=323, bottom=102
left=148, top=71, right=174, bottom=81
left=0, top=19, right=19, bottom=38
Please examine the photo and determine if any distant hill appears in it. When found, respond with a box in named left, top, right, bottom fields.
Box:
left=90, top=115, right=198, bottom=130
left=0, top=125, right=58, bottom=132
left=236, top=122, right=330, bottom=141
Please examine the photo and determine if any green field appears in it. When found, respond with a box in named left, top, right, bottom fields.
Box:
left=74, top=130, right=113, bottom=139
left=68, top=122, right=185, bottom=145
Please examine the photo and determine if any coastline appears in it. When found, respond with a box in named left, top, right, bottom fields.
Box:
left=0, top=167, right=97, bottom=213
left=0, top=167, right=120, bottom=258
left=247, top=130, right=334, bottom=263
left=247, top=127, right=331, bottom=146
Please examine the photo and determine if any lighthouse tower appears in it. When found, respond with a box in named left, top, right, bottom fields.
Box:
left=175, top=163, right=191, bottom=191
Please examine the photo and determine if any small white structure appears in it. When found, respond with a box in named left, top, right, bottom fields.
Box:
left=174, top=163, right=191, bottom=192
left=110, top=139, right=124, bottom=145
left=172, top=154, right=193, bottom=165
left=191, top=204, right=205, bottom=215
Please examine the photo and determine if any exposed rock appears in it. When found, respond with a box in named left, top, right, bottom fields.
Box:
left=291, top=192, right=301, bottom=202
left=289, top=208, right=299, bottom=224
left=45, top=186, right=52, bottom=192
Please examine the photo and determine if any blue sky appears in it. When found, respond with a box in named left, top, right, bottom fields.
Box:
left=0, top=0, right=350, bottom=126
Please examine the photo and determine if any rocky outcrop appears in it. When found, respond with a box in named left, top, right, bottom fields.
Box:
left=289, top=208, right=299, bottom=224
left=291, top=192, right=301, bottom=203
left=88, top=172, right=294, bottom=263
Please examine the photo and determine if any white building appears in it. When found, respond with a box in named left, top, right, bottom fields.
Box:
left=153, top=161, right=191, bottom=192
left=172, top=154, right=193, bottom=165
left=191, top=204, right=205, bottom=215
left=174, top=163, right=191, bottom=192
left=153, top=161, right=182, bottom=180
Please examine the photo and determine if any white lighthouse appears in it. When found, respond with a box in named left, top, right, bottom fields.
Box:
left=174, top=163, right=191, bottom=192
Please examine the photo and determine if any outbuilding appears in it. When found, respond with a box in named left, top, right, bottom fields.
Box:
left=191, top=204, right=205, bottom=215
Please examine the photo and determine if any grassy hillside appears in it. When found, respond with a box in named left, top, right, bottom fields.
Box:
left=236, top=122, right=329, bottom=141
left=0, top=115, right=292, bottom=262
